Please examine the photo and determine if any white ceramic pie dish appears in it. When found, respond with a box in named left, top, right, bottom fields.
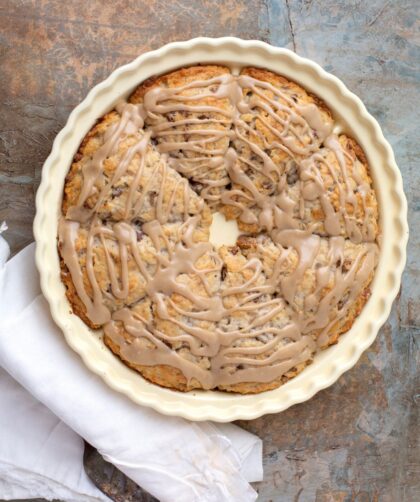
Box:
left=34, top=37, right=408, bottom=422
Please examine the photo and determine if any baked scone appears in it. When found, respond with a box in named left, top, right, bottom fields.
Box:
left=130, top=65, right=234, bottom=207
left=59, top=65, right=379, bottom=394
left=222, top=67, right=334, bottom=233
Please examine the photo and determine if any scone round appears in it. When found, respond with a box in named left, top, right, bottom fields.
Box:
left=59, top=65, right=379, bottom=394
left=222, top=67, right=334, bottom=232
left=130, top=65, right=234, bottom=207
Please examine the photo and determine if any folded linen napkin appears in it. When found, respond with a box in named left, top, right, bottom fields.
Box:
left=0, top=235, right=262, bottom=501
left=0, top=367, right=110, bottom=501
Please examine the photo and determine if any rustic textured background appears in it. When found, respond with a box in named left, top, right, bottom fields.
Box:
left=1, top=0, right=419, bottom=501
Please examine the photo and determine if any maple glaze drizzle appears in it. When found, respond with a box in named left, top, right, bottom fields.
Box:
left=59, top=70, right=379, bottom=389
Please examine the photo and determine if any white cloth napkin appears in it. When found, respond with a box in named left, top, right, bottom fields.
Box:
left=0, top=235, right=262, bottom=502
left=0, top=367, right=110, bottom=501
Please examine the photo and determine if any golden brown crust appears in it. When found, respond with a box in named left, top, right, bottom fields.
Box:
left=60, top=256, right=100, bottom=330
left=63, top=118, right=130, bottom=220
left=218, top=360, right=312, bottom=394
left=338, top=134, right=378, bottom=239
left=62, top=111, right=120, bottom=215
left=104, top=333, right=194, bottom=391
left=129, top=65, right=231, bottom=103
left=340, top=134, right=368, bottom=165
left=325, top=286, right=372, bottom=346
left=241, top=66, right=333, bottom=120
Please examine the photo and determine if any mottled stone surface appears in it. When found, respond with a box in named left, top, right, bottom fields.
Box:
left=0, top=0, right=418, bottom=501
left=83, top=443, right=156, bottom=501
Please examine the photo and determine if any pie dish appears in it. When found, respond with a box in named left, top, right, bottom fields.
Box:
left=34, top=38, right=407, bottom=420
